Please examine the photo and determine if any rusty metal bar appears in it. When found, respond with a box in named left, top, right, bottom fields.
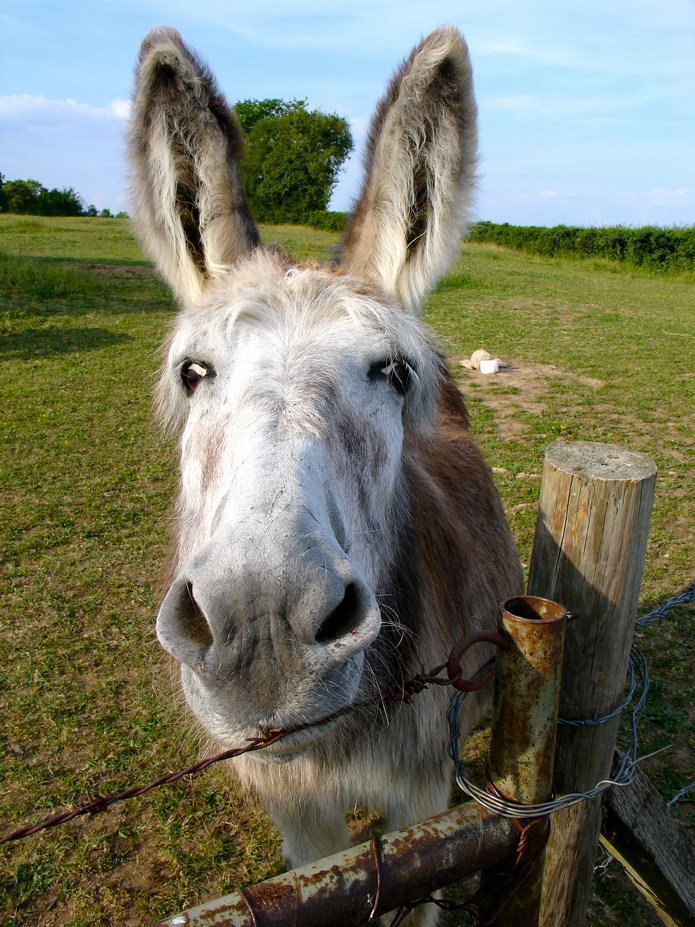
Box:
left=155, top=596, right=567, bottom=926
left=489, top=596, right=568, bottom=802
left=478, top=594, right=568, bottom=926
left=154, top=801, right=517, bottom=926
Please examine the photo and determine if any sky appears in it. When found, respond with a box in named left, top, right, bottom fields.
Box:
left=1, top=0, right=694, bottom=227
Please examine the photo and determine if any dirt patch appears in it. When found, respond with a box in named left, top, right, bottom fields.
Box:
left=454, top=357, right=603, bottom=439
left=78, top=262, right=155, bottom=279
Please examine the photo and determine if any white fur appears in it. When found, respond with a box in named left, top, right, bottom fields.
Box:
left=128, top=27, right=521, bottom=927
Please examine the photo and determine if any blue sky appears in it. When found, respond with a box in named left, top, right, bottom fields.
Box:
left=1, top=0, right=693, bottom=226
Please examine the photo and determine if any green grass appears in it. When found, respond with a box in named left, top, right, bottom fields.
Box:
left=0, top=215, right=692, bottom=926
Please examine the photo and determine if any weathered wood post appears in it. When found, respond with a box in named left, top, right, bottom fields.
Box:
left=527, top=441, right=657, bottom=927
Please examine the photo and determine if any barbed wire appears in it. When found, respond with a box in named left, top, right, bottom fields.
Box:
left=0, top=630, right=506, bottom=847
left=667, top=781, right=695, bottom=808
left=635, top=581, right=694, bottom=628
left=2, top=585, right=691, bottom=847
left=637, top=580, right=694, bottom=807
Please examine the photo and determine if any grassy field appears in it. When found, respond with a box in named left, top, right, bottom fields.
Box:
left=0, top=215, right=693, bottom=926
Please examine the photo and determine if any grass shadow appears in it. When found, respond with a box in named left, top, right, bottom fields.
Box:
left=0, top=326, right=132, bottom=359
left=0, top=252, right=172, bottom=321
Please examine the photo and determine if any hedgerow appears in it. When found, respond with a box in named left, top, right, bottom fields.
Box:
left=305, top=210, right=349, bottom=232
left=468, top=222, right=695, bottom=273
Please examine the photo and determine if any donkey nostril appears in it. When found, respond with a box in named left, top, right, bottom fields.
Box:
left=180, top=581, right=214, bottom=648
left=157, top=578, right=215, bottom=669
left=315, top=582, right=364, bottom=644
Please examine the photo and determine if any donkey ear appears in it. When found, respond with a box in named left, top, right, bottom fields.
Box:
left=127, top=27, right=260, bottom=304
left=340, top=27, right=477, bottom=316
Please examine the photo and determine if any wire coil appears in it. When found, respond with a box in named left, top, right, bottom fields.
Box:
left=448, top=645, right=650, bottom=819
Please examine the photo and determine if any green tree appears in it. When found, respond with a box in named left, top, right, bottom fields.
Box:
left=4, top=178, right=45, bottom=213
left=38, top=186, right=84, bottom=217
left=234, top=98, right=303, bottom=135
left=1, top=177, right=85, bottom=216
left=236, top=100, right=352, bottom=224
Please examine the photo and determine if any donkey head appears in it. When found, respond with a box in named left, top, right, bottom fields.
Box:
left=128, top=27, right=478, bottom=757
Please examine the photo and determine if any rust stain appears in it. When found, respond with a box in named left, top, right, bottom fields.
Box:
left=155, top=804, right=518, bottom=926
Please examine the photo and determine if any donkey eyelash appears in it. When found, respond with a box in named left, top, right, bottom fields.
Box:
left=368, top=358, right=417, bottom=397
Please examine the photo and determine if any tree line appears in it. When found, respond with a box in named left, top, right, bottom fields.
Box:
left=1, top=97, right=352, bottom=224
left=0, top=175, right=113, bottom=217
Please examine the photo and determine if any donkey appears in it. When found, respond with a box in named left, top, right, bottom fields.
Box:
left=128, top=24, right=522, bottom=923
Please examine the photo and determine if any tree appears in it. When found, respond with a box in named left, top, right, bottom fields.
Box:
left=3, top=178, right=44, bottom=214
left=38, top=186, right=84, bottom=217
left=0, top=177, right=84, bottom=216
left=236, top=99, right=352, bottom=224
left=234, top=98, right=303, bottom=136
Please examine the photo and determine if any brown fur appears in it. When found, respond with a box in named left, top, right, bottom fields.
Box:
left=128, top=27, right=522, bottom=927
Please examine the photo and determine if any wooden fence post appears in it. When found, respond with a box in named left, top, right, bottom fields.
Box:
left=527, top=441, right=657, bottom=927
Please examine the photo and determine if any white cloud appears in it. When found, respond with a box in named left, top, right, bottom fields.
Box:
left=647, top=188, right=693, bottom=203
left=532, top=190, right=562, bottom=199
left=482, top=91, right=648, bottom=121
left=109, top=99, right=132, bottom=119
left=0, top=94, right=131, bottom=213
left=0, top=94, right=131, bottom=124
left=2, top=0, right=692, bottom=225
left=348, top=116, right=369, bottom=141
left=476, top=39, right=586, bottom=70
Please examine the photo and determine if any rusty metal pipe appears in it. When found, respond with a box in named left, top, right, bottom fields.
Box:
left=154, top=801, right=517, bottom=926
left=155, top=598, right=566, bottom=926
left=489, top=595, right=568, bottom=803
left=478, top=594, right=568, bottom=926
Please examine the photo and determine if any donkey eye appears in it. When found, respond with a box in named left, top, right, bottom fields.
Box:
left=369, top=358, right=415, bottom=397
left=181, top=361, right=212, bottom=395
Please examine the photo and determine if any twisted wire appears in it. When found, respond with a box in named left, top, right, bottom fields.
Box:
left=635, top=581, right=694, bottom=628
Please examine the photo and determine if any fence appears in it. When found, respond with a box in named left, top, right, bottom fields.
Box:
left=153, top=440, right=695, bottom=927
left=2, top=441, right=691, bottom=924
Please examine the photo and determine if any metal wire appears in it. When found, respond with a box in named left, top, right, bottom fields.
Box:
left=557, top=656, right=637, bottom=727
left=3, top=585, right=690, bottom=845
left=0, top=630, right=503, bottom=846
left=635, top=581, right=694, bottom=628
left=447, top=582, right=693, bottom=819
left=448, top=645, right=650, bottom=819
left=666, top=781, right=695, bottom=808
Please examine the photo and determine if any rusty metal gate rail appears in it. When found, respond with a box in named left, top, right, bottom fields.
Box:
left=156, top=595, right=570, bottom=927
